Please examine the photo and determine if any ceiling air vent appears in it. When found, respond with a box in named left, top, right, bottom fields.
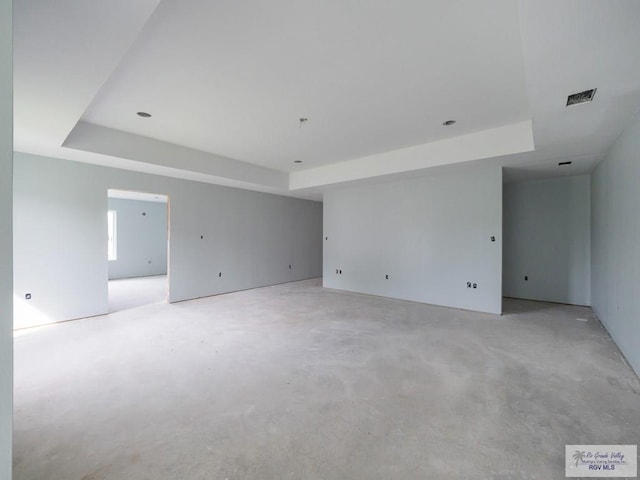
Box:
left=566, top=88, right=597, bottom=106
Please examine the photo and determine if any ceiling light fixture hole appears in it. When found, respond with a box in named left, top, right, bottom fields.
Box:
left=137, top=111, right=152, bottom=118
left=443, top=120, right=456, bottom=126
left=294, top=160, right=303, bottom=164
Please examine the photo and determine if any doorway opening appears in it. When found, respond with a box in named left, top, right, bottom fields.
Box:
left=107, top=189, right=170, bottom=313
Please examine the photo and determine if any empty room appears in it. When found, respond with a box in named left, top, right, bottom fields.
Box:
left=2, top=0, right=640, bottom=479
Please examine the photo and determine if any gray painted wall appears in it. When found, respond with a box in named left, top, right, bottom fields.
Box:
left=0, top=0, right=12, bottom=474
left=108, top=198, right=168, bottom=280
left=591, top=111, right=640, bottom=376
left=13, top=152, right=323, bottom=327
left=323, top=166, right=503, bottom=314
left=503, top=175, right=591, bottom=306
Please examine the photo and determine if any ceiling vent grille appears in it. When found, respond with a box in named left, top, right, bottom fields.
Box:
left=566, top=88, right=597, bottom=106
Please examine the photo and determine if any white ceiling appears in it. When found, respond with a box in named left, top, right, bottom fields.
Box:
left=81, top=0, right=530, bottom=172
left=502, top=0, right=640, bottom=183
left=13, top=0, right=640, bottom=197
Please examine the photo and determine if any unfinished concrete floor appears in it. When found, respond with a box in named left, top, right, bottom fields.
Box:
left=14, top=279, right=640, bottom=479
left=108, top=275, right=168, bottom=313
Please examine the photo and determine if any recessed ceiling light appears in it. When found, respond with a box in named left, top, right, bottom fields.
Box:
left=559, top=161, right=572, bottom=166
left=294, top=160, right=303, bottom=164
left=566, top=89, right=597, bottom=106
left=137, top=111, right=152, bottom=118
left=443, top=120, right=456, bottom=126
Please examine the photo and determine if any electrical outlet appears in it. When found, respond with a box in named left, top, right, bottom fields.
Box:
left=25, top=293, right=31, bottom=300
left=473, top=283, right=477, bottom=289
left=218, top=272, right=222, bottom=278
left=385, top=274, right=389, bottom=280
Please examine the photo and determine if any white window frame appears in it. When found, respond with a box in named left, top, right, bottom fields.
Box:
left=108, top=210, right=117, bottom=261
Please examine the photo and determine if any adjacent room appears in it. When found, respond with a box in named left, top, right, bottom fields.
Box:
left=107, top=189, right=169, bottom=314
left=2, top=0, right=640, bottom=478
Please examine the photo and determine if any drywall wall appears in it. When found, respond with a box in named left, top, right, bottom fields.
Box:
left=503, top=175, right=591, bottom=305
left=0, top=0, right=12, bottom=474
left=13, top=152, right=322, bottom=328
left=108, top=198, right=168, bottom=280
left=323, top=166, right=503, bottom=314
left=592, top=111, right=640, bottom=376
